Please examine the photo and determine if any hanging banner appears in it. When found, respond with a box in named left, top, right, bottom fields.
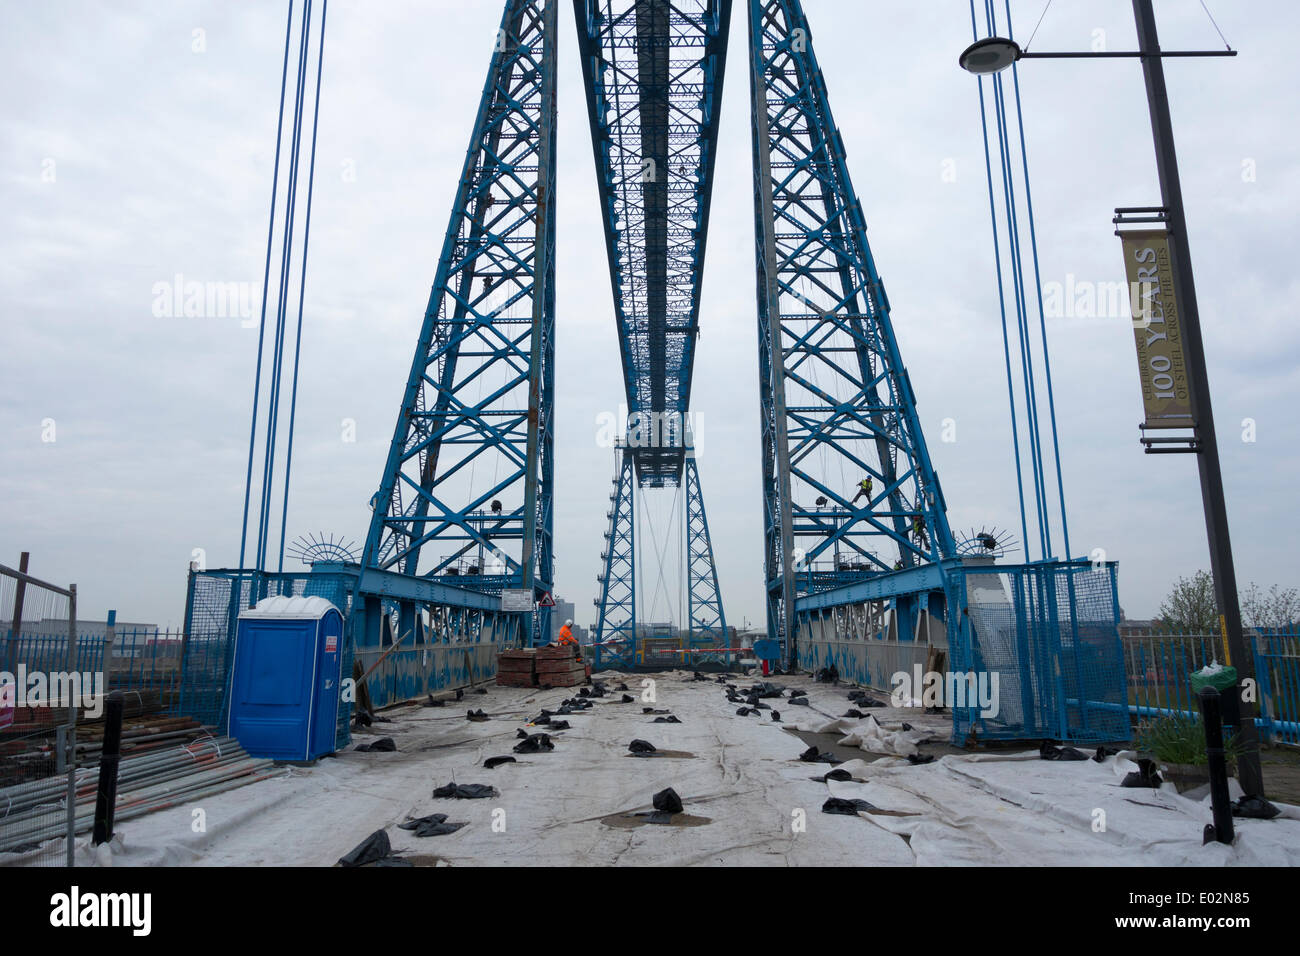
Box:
left=1119, top=229, right=1193, bottom=428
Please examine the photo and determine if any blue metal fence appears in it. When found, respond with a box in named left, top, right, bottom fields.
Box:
left=1123, top=627, right=1300, bottom=746
left=180, top=569, right=355, bottom=747
left=950, top=561, right=1130, bottom=745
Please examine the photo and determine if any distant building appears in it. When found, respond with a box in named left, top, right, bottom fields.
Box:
left=2, top=618, right=158, bottom=641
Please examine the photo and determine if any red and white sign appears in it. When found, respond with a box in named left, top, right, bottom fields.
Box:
left=538, top=591, right=556, bottom=608
left=325, top=635, right=338, bottom=653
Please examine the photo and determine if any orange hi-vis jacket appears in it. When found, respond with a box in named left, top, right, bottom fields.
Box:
left=558, top=624, right=575, bottom=645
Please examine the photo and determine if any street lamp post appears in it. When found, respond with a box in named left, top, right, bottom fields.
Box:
left=959, top=0, right=1263, bottom=796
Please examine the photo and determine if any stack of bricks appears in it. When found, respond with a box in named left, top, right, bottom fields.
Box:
left=496, top=648, right=538, bottom=687
left=535, top=645, right=586, bottom=689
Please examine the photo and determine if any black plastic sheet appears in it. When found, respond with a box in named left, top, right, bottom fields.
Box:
left=398, top=813, right=468, bottom=838
left=432, top=782, right=499, bottom=799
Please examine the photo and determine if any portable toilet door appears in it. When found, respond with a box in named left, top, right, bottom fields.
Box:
left=228, top=596, right=344, bottom=761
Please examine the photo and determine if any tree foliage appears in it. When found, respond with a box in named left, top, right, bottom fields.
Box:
left=1157, top=570, right=1218, bottom=633
left=1157, top=571, right=1299, bottom=633
left=1240, top=582, right=1300, bottom=631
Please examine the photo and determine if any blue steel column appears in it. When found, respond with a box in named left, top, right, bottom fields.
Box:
left=593, top=446, right=636, bottom=669
left=684, top=455, right=727, bottom=667
left=748, top=0, right=957, bottom=661
left=357, top=0, right=558, bottom=621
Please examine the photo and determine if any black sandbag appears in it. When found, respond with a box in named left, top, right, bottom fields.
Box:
left=617, top=683, right=629, bottom=691
left=355, top=737, right=396, bottom=753
left=1093, top=745, right=1121, bottom=762
left=822, top=797, right=876, bottom=816
left=843, top=709, right=864, bottom=719
left=628, top=739, right=657, bottom=754
left=787, top=696, right=810, bottom=707
left=620, top=694, right=634, bottom=703
left=484, top=756, right=516, bottom=769
left=1120, top=757, right=1163, bottom=788
left=770, top=710, right=782, bottom=722
left=339, top=829, right=393, bottom=867
left=906, top=753, right=935, bottom=765
left=799, top=745, right=841, bottom=765
left=513, top=733, right=554, bottom=754
left=653, top=787, right=683, bottom=814
left=398, top=813, right=467, bottom=838
left=466, top=708, right=489, bottom=722
left=432, top=782, right=499, bottom=799
left=1039, top=741, right=1088, bottom=761
left=820, top=768, right=853, bottom=782
left=736, top=707, right=752, bottom=716
left=789, top=689, right=807, bottom=698
left=653, top=715, right=681, bottom=724
left=1232, top=795, right=1281, bottom=819
left=548, top=719, right=570, bottom=730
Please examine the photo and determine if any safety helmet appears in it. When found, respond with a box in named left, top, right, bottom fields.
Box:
left=565, top=619, right=573, bottom=627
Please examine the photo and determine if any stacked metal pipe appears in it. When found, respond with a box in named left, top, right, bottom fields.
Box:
left=0, top=735, right=278, bottom=856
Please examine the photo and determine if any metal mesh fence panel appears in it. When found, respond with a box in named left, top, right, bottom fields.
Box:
left=1, top=562, right=78, bottom=865
left=953, top=561, right=1129, bottom=745
left=180, top=570, right=355, bottom=734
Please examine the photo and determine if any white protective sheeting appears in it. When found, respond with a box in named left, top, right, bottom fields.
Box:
left=35, top=671, right=1299, bottom=868
left=825, top=750, right=1300, bottom=866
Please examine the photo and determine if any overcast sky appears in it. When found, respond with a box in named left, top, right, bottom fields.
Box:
left=2, top=0, right=1297, bottom=630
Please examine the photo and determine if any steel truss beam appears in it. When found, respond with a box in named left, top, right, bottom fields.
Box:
left=593, top=445, right=637, bottom=668
left=684, top=454, right=728, bottom=663
left=748, top=0, right=957, bottom=660
left=358, top=0, right=558, bottom=642
left=592, top=443, right=728, bottom=669
left=575, top=0, right=732, bottom=486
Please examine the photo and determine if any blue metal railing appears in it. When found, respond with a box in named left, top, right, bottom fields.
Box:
left=1122, top=628, right=1300, bottom=745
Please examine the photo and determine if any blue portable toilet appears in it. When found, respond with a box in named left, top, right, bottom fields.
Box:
left=228, top=596, right=344, bottom=761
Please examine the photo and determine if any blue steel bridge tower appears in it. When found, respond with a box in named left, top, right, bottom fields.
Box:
left=225, top=0, right=1125, bottom=747
left=578, top=0, right=732, bottom=669
left=357, top=0, right=559, bottom=646
left=747, top=0, right=956, bottom=663
left=357, top=0, right=953, bottom=668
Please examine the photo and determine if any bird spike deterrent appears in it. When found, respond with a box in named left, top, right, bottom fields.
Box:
left=286, top=532, right=359, bottom=567
left=954, top=527, right=1018, bottom=560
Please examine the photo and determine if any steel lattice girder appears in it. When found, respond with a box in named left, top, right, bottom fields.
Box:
left=749, top=0, right=957, bottom=653
left=358, top=0, right=557, bottom=625
left=575, top=0, right=732, bottom=486
left=684, top=456, right=727, bottom=651
left=593, top=447, right=637, bottom=668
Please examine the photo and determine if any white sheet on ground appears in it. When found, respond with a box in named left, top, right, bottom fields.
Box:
left=823, top=750, right=1300, bottom=866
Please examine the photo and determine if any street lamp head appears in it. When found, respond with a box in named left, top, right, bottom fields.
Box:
left=959, top=36, right=1023, bottom=75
